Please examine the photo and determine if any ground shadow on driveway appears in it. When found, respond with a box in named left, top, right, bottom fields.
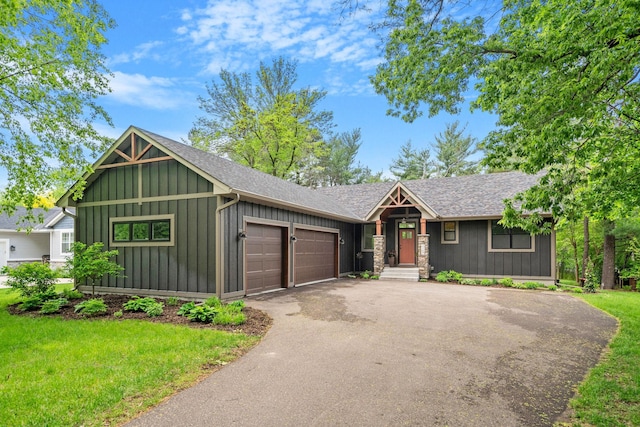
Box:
left=126, top=280, right=616, bottom=427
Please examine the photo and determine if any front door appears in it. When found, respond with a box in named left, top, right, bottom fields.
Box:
left=398, top=222, right=416, bottom=264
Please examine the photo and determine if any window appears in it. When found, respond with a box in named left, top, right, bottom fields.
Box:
left=489, top=220, right=533, bottom=251
left=441, top=221, right=458, bottom=244
left=61, top=232, right=74, bottom=253
left=110, top=215, right=174, bottom=247
left=362, top=223, right=384, bottom=251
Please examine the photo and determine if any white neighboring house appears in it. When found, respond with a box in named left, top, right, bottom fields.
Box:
left=0, top=207, right=75, bottom=269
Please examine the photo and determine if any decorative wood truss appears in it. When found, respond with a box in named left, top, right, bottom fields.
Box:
left=379, top=186, right=419, bottom=209
left=97, top=133, right=173, bottom=169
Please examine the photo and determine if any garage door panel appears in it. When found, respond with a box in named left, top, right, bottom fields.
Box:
left=294, top=229, right=337, bottom=285
left=246, top=223, right=284, bottom=294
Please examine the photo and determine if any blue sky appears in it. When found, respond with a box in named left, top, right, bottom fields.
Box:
left=98, top=0, right=496, bottom=176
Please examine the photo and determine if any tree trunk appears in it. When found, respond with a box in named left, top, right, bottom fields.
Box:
left=601, top=219, right=616, bottom=289
left=581, top=216, right=590, bottom=286
left=568, top=220, right=579, bottom=282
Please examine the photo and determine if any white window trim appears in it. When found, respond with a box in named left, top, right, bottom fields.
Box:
left=487, top=220, right=535, bottom=253
left=109, top=214, right=175, bottom=247
left=61, top=231, right=74, bottom=254
left=440, top=221, right=459, bottom=244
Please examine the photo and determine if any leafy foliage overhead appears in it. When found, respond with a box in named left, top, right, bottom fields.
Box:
left=0, top=0, right=115, bottom=212
left=367, top=0, right=640, bottom=224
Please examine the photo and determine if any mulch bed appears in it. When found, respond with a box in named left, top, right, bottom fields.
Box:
left=7, top=294, right=272, bottom=336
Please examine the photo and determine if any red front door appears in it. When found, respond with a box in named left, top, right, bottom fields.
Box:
left=398, top=222, right=416, bottom=264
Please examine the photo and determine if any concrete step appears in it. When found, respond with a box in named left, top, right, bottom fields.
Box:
left=379, top=267, right=420, bottom=281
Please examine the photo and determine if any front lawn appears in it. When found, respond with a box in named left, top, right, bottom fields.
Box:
left=570, top=291, right=640, bottom=426
left=0, top=287, right=260, bottom=426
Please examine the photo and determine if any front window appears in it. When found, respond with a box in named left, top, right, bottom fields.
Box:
left=362, top=224, right=376, bottom=251
left=61, top=232, right=74, bottom=253
left=490, top=220, right=532, bottom=250
left=110, top=215, right=174, bottom=247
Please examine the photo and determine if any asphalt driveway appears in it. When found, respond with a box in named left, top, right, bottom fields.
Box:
left=126, top=280, right=617, bottom=427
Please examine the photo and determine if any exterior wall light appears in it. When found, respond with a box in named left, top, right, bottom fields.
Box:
left=238, top=231, right=247, bottom=240
left=290, top=235, right=298, bottom=242
left=339, top=237, right=345, bottom=245
left=10, top=245, right=16, bottom=251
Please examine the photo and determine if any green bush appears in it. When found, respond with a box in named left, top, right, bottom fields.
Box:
left=74, top=298, right=108, bottom=317
left=547, top=285, right=558, bottom=291
left=185, top=305, right=218, bottom=323
left=228, top=299, right=245, bottom=310
left=360, top=270, right=371, bottom=279
left=204, top=296, right=222, bottom=307
left=572, top=287, right=584, bottom=294
left=522, top=281, right=542, bottom=289
left=66, top=242, right=124, bottom=295
left=19, top=295, right=45, bottom=311
left=40, top=298, right=68, bottom=314
left=123, top=296, right=164, bottom=317
left=166, top=296, right=179, bottom=306
left=61, top=288, right=84, bottom=300
left=113, top=310, right=123, bottom=318
left=177, top=302, right=197, bottom=316
left=499, top=277, right=514, bottom=287
left=213, top=310, right=246, bottom=325
left=371, top=275, right=379, bottom=280
left=459, top=279, right=476, bottom=285
left=480, top=279, right=493, bottom=286
left=435, top=271, right=449, bottom=282
left=5, top=262, right=57, bottom=298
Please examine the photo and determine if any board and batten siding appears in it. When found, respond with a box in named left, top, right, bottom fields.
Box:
left=76, top=159, right=217, bottom=294
left=222, top=200, right=355, bottom=294
left=427, top=220, right=552, bottom=278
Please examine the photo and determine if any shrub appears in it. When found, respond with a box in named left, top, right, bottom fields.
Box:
left=123, top=296, right=164, bottom=317
left=113, top=310, right=123, bottom=318
left=480, top=279, right=493, bottom=286
left=204, top=296, right=222, bottom=308
left=74, top=298, right=108, bottom=317
left=572, top=288, right=584, bottom=294
left=522, top=281, right=542, bottom=289
left=61, top=288, right=84, bottom=300
left=371, top=275, right=379, bottom=280
left=177, top=302, right=197, bottom=316
left=213, top=310, right=246, bottom=325
left=185, top=305, right=218, bottom=323
left=499, top=277, right=514, bottom=287
left=360, top=270, right=371, bottom=279
left=228, top=299, right=245, bottom=309
left=435, top=271, right=449, bottom=282
left=583, top=260, right=598, bottom=293
left=547, top=285, right=558, bottom=291
left=19, top=295, right=45, bottom=311
left=40, top=298, right=68, bottom=314
left=5, top=262, right=57, bottom=298
left=166, top=296, right=179, bottom=306
left=66, top=242, right=125, bottom=295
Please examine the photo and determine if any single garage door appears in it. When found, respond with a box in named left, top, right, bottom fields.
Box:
left=294, top=228, right=337, bottom=285
left=246, top=223, right=284, bottom=294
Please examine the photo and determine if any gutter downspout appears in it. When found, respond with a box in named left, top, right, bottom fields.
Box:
left=61, top=207, right=77, bottom=289
left=215, top=193, right=240, bottom=298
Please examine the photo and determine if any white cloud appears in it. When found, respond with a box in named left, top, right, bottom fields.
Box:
left=108, top=41, right=164, bottom=66
left=179, top=0, right=383, bottom=74
left=106, top=71, right=192, bottom=110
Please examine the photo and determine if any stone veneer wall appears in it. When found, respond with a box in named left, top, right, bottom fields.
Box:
left=373, top=235, right=385, bottom=275
left=417, top=234, right=430, bottom=278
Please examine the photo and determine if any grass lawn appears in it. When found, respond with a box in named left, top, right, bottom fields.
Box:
left=0, top=286, right=260, bottom=427
left=570, top=291, right=640, bottom=426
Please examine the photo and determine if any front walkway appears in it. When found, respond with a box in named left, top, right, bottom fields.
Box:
left=126, top=280, right=616, bottom=427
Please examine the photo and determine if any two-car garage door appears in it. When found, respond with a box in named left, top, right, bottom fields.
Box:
left=245, top=223, right=337, bottom=294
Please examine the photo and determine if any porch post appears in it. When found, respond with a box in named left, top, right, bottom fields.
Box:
left=417, top=218, right=430, bottom=279
left=373, top=219, right=385, bottom=275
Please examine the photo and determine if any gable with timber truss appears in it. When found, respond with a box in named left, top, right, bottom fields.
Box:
left=365, top=182, right=438, bottom=222
left=64, top=130, right=215, bottom=207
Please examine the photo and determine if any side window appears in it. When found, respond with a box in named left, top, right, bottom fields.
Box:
left=489, top=220, right=533, bottom=251
left=362, top=224, right=376, bottom=251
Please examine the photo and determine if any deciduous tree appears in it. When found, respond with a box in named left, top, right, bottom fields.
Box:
left=190, top=57, right=334, bottom=180
left=0, top=0, right=114, bottom=212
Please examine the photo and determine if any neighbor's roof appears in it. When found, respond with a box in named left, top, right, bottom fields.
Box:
left=316, top=172, right=543, bottom=219
left=0, top=207, right=70, bottom=231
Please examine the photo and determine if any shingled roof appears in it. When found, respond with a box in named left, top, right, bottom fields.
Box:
left=316, top=172, right=543, bottom=220
left=137, top=128, right=362, bottom=222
